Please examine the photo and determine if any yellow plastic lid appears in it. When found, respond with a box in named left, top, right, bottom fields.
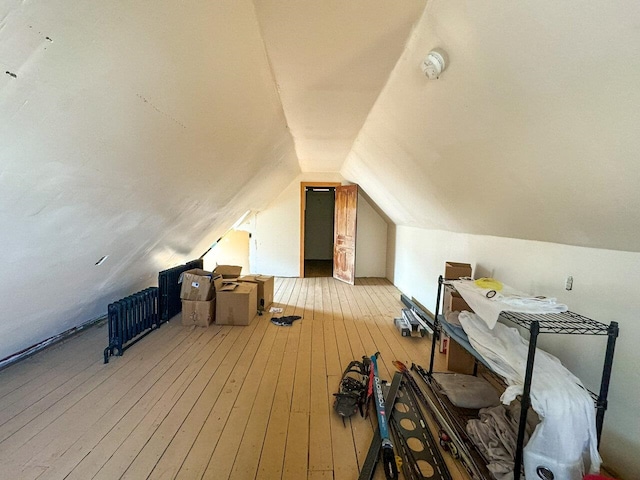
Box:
left=474, top=278, right=503, bottom=291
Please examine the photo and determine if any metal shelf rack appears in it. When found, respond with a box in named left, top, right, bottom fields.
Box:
left=427, top=275, right=619, bottom=480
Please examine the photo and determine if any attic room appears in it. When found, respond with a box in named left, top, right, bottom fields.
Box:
left=0, top=0, right=637, bottom=479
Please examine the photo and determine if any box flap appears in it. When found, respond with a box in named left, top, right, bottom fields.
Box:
left=214, top=265, right=243, bottom=278
left=238, top=275, right=258, bottom=284
left=219, top=283, right=238, bottom=292
left=238, top=274, right=273, bottom=284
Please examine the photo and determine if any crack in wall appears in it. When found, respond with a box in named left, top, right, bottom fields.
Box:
left=136, top=93, right=186, bottom=129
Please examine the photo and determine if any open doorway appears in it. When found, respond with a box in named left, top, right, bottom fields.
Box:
left=300, top=182, right=341, bottom=277
left=303, top=186, right=335, bottom=277
left=299, top=182, right=359, bottom=283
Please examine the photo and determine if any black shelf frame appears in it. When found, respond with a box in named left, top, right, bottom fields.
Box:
left=427, top=275, right=618, bottom=480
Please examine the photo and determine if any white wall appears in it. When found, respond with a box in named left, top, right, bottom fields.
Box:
left=356, top=193, right=388, bottom=277
left=252, top=173, right=388, bottom=277
left=202, top=229, right=250, bottom=275
left=389, top=225, right=639, bottom=478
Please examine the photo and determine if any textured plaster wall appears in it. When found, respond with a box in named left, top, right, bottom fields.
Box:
left=0, top=0, right=299, bottom=360
left=355, top=193, right=387, bottom=277
left=202, top=229, right=250, bottom=276
left=390, top=225, right=639, bottom=478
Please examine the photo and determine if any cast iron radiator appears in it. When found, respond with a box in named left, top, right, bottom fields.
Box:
left=104, top=287, right=159, bottom=363
left=158, top=258, right=203, bottom=322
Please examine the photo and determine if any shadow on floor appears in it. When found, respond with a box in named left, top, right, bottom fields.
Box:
left=304, top=260, right=333, bottom=277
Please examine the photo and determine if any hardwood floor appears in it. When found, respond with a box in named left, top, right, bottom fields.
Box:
left=0, top=277, right=464, bottom=480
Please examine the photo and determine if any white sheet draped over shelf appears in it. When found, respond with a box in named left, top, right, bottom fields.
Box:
left=458, top=311, right=601, bottom=477
left=451, top=279, right=568, bottom=329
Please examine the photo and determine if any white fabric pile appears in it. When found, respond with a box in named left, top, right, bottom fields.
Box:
left=458, top=311, right=601, bottom=478
left=466, top=404, right=522, bottom=480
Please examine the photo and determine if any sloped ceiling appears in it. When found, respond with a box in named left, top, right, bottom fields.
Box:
left=252, top=0, right=425, bottom=172
left=342, top=1, right=640, bottom=252
left=3, top=0, right=640, bottom=359
left=0, top=0, right=300, bottom=359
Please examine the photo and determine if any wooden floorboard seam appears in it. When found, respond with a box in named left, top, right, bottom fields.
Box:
left=0, top=277, right=476, bottom=480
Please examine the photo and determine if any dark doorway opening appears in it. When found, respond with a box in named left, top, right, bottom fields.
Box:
left=304, top=187, right=335, bottom=277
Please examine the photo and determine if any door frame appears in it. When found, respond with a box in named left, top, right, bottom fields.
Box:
left=299, top=182, right=341, bottom=278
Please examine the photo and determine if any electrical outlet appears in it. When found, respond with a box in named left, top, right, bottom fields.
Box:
left=565, top=276, right=573, bottom=291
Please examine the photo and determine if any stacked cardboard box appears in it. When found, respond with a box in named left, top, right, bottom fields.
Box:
left=238, top=275, right=274, bottom=312
left=182, top=300, right=216, bottom=328
left=213, top=265, right=242, bottom=280
left=445, top=288, right=473, bottom=315
left=442, top=261, right=476, bottom=374
left=216, top=281, right=257, bottom=326
left=179, top=269, right=222, bottom=327
left=444, top=261, right=472, bottom=280
left=443, top=262, right=473, bottom=317
left=178, top=265, right=268, bottom=327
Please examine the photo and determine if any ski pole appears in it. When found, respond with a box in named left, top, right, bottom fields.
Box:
left=370, top=352, right=398, bottom=480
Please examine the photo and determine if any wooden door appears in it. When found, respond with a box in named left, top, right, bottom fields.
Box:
left=333, top=184, right=358, bottom=284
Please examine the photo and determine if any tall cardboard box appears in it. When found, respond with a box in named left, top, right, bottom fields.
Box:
left=181, top=300, right=215, bottom=327
left=213, top=265, right=242, bottom=280
left=238, top=275, right=274, bottom=311
left=180, top=269, right=216, bottom=301
left=216, top=282, right=257, bottom=326
left=444, top=262, right=472, bottom=280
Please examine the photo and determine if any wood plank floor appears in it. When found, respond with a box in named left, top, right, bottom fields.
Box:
left=0, top=277, right=467, bottom=480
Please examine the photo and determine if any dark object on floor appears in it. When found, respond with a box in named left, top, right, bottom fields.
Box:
left=333, top=357, right=371, bottom=419
left=388, top=377, right=452, bottom=480
left=158, top=258, right=203, bottom=322
left=270, top=315, right=302, bottom=326
left=104, top=287, right=159, bottom=363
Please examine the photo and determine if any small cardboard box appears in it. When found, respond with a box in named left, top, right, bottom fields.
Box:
left=213, top=265, right=242, bottom=280
left=238, top=275, right=274, bottom=311
left=216, top=282, right=257, bottom=326
left=444, top=289, right=473, bottom=314
left=446, top=340, right=476, bottom=375
left=444, top=262, right=472, bottom=280
left=180, top=269, right=216, bottom=301
left=181, top=299, right=215, bottom=327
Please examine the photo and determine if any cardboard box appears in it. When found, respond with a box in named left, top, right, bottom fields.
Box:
left=446, top=340, right=476, bottom=375
left=216, top=282, right=257, bottom=326
left=450, top=294, right=472, bottom=313
left=444, top=289, right=473, bottom=314
left=180, top=269, right=217, bottom=301
left=444, top=262, right=472, bottom=280
left=238, top=275, right=274, bottom=311
left=213, top=265, right=242, bottom=279
left=181, top=300, right=215, bottom=327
